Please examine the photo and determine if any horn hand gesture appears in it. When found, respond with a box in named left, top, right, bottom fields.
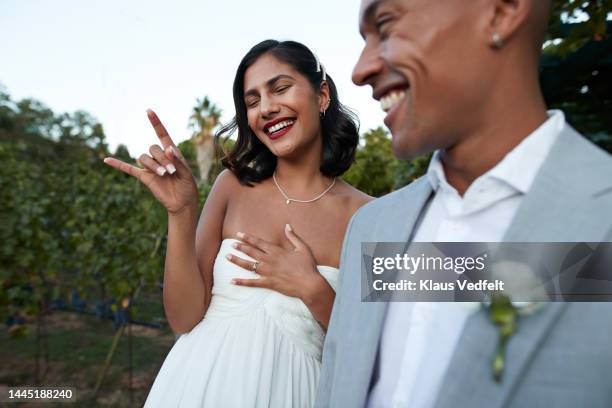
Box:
left=103, top=109, right=199, bottom=215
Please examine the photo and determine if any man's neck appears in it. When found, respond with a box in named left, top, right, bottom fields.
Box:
left=441, top=83, right=549, bottom=196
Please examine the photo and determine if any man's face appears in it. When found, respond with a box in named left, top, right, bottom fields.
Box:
left=353, top=0, right=491, bottom=159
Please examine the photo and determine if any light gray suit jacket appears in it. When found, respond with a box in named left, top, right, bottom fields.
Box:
left=315, top=125, right=612, bottom=408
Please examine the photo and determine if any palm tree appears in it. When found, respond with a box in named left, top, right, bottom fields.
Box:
left=188, top=96, right=222, bottom=183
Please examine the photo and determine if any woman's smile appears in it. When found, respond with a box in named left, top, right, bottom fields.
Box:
left=264, top=117, right=297, bottom=140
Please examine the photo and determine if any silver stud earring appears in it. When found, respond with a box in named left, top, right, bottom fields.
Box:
left=492, top=32, right=504, bottom=49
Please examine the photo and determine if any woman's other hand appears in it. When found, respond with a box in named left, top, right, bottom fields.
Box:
left=227, top=224, right=328, bottom=302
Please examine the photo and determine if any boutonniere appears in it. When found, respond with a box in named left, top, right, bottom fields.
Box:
left=486, top=295, right=544, bottom=384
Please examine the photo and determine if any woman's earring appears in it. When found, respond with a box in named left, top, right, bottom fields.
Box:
left=320, top=98, right=331, bottom=117
left=492, top=32, right=504, bottom=49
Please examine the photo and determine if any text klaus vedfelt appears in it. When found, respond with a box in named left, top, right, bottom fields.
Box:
left=371, top=254, right=505, bottom=292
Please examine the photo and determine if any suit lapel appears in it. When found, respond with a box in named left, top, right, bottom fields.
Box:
left=352, top=178, right=433, bottom=403
left=435, top=126, right=612, bottom=408
left=363, top=179, right=434, bottom=301
left=433, top=302, right=568, bottom=408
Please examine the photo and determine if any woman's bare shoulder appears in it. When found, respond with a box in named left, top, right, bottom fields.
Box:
left=200, top=169, right=245, bottom=213
left=335, top=180, right=374, bottom=213
left=209, top=169, right=247, bottom=198
left=208, top=169, right=274, bottom=214
left=213, top=169, right=242, bottom=189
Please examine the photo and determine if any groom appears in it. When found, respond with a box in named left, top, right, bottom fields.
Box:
left=316, top=0, right=612, bottom=407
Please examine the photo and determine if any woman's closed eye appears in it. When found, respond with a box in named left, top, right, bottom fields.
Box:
left=246, top=98, right=259, bottom=108
left=245, top=86, right=288, bottom=108
left=274, top=85, right=291, bottom=94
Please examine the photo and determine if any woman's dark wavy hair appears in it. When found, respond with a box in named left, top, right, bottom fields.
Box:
left=215, top=39, right=359, bottom=186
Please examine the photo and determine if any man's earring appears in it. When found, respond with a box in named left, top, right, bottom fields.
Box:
left=492, top=32, right=504, bottom=49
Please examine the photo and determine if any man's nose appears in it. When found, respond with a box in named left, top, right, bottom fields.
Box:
left=352, top=45, right=384, bottom=87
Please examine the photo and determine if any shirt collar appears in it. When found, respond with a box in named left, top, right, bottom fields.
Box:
left=426, top=110, right=566, bottom=194
left=426, top=150, right=446, bottom=191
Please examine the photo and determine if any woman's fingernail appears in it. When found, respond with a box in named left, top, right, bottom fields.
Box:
left=103, top=157, right=110, bottom=164
left=231, top=242, right=239, bottom=249
left=236, top=232, right=245, bottom=239
left=286, top=224, right=292, bottom=232
left=226, top=254, right=232, bottom=261
left=156, top=167, right=167, bottom=176
left=166, top=164, right=176, bottom=174
left=171, top=146, right=179, bottom=156
left=231, top=279, right=237, bottom=284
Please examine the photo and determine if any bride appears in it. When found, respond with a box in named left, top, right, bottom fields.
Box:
left=103, top=39, right=370, bottom=407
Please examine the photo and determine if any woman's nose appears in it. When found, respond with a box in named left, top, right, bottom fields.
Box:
left=259, top=97, right=281, bottom=118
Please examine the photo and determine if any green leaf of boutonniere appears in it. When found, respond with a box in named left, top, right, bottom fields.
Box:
left=488, top=294, right=518, bottom=384
left=485, top=296, right=546, bottom=384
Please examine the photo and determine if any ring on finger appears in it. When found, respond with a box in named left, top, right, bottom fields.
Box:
left=252, top=260, right=259, bottom=272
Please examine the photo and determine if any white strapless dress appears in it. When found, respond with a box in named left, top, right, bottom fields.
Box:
left=144, top=238, right=339, bottom=408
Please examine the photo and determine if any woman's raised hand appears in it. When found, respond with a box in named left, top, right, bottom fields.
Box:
left=103, top=109, right=199, bottom=215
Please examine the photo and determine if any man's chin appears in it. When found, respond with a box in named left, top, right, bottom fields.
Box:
left=391, top=143, right=420, bottom=161
left=390, top=130, right=422, bottom=161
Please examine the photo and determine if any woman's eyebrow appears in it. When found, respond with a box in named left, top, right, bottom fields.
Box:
left=244, top=74, right=295, bottom=98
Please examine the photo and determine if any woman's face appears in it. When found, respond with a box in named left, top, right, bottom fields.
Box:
left=243, top=53, right=329, bottom=158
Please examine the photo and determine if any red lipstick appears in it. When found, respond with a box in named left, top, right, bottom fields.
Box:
left=264, top=117, right=296, bottom=140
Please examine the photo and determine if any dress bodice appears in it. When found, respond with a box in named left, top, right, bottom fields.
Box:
left=204, top=238, right=340, bottom=359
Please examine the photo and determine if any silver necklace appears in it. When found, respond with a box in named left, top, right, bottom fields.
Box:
left=272, top=171, right=336, bottom=205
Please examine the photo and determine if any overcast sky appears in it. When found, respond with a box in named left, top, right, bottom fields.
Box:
left=1, top=0, right=387, bottom=156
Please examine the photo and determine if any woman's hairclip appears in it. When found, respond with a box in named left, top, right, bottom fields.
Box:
left=313, top=52, right=327, bottom=81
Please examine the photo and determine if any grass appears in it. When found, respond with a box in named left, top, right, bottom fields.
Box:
left=0, top=310, right=176, bottom=407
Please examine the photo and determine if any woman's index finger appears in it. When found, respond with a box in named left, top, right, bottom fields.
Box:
left=147, top=109, right=176, bottom=148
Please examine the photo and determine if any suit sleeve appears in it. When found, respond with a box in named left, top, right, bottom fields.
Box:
left=314, top=209, right=360, bottom=407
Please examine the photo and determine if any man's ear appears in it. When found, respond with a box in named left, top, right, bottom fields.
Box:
left=486, top=0, right=531, bottom=48
left=319, top=81, right=331, bottom=113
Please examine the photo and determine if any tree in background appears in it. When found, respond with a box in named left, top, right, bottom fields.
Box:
left=113, top=143, right=132, bottom=162
left=548, top=0, right=611, bottom=55
left=0, top=89, right=166, bottom=387
left=178, top=138, right=201, bottom=180
left=343, top=127, right=398, bottom=197
left=542, top=1, right=612, bottom=148
left=341, top=127, right=431, bottom=197
left=188, top=96, right=222, bottom=184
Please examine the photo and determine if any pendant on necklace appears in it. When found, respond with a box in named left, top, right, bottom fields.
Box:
left=286, top=199, right=291, bottom=205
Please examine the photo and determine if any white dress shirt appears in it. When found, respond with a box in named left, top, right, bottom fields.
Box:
left=367, top=110, right=566, bottom=408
